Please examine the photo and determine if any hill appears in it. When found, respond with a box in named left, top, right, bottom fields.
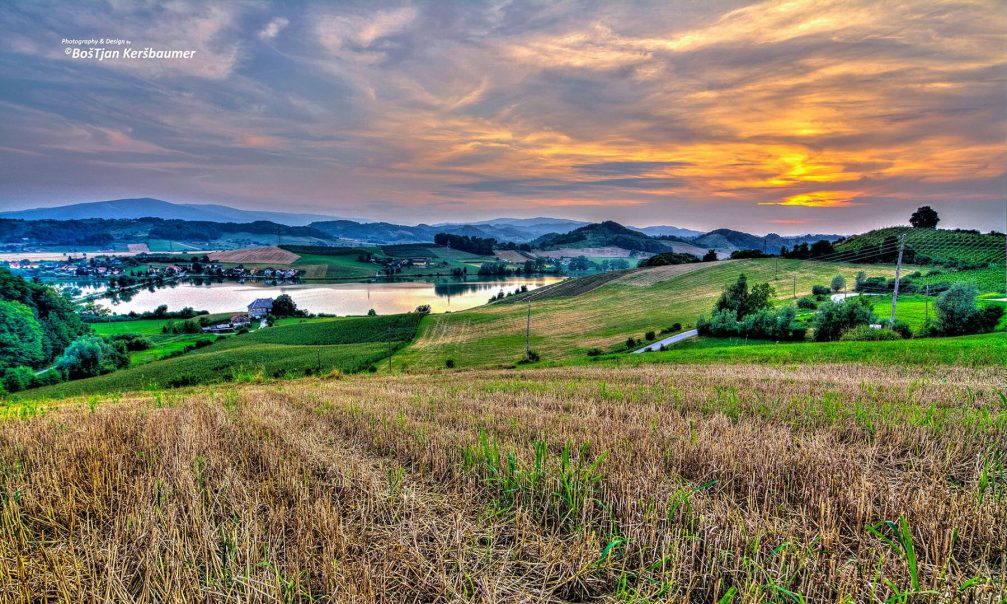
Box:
left=689, top=229, right=843, bottom=254
left=630, top=224, right=705, bottom=238
left=0, top=217, right=336, bottom=251
left=0, top=198, right=343, bottom=226
left=834, top=226, right=1005, bottom=267
left=532, top=221, right=680, bottom=253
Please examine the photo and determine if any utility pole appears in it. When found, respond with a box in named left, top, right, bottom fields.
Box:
left=793, top=273, right=796, bottom=299
left=925, top=284, right=930, bottom=324
left=889, top=234, right=907, bottom=329
left=525, top=299, right=532, bottom=358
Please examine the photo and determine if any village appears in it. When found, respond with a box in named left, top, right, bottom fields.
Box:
left=2, top=253, right=301, bottom=284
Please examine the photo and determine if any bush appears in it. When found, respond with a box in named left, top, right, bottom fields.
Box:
left=111, top=334, right=153, bottom=351
left=445, top=359, right=455, bottom=368
left=518, top=350, right=541, bottom=364
left=645, top=331, right=656, bottom=341
left=927, top=284, right=1004, bottom=336
left=840, top=326, right=901, bottom=341
left=55, top=335, right=129, bottom=380
left=586, top=348, right=603, bottom=357
left=831, top=275, right=846, bottom=292
left=812, top=284, right=831, bottom=297
left=812, top=297, right=877, bottom=341
left=797, top=296, right=818, bottom=310
left=698, top=306, right=805, bottom=341
left=626, top=337, right=637, bottom=348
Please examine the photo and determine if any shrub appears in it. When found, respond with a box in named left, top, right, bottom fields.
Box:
left=812, top=284, right=831, bottom=297
left=812, top=297, right=877, bottom=341
left=586, top=348, right=603, bottom=357
left=831, top=275, right=846, bottom=292
left=840, top=326, right=901, bottom=341
left=698, top=306, right=805, bottom=341
left=445, top=359, right=455, bottom=368
left=928, top=284, right=1004, bottom=336
left=55, top=335, right=129, bottom=380
left=645, top=331, right=656, bottom=341
left=0, top=301, right=44, bottom=371
left=797, top=296, right=818, bottom=310
left=626, top=337, right=637, bottom=348
left=518, top=350, right=541, bottom=364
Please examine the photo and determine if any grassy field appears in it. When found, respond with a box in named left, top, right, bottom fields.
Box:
left=2, top=362, right=1003, bottom=601
left=22, top=314, right=423, bottom=399
left=396, top=259, right=901, bottom=370
left=606, top=332, right=1007, bottom=367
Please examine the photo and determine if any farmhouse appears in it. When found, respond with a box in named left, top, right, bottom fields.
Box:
left=247, top=298, right=273, bottom=319
left=230, top=314, right=252, bottom=328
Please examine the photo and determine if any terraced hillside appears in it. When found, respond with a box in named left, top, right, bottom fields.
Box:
left=396, top=258, right=899, bottom=370
left=4, top=362, right=1003, bottom=601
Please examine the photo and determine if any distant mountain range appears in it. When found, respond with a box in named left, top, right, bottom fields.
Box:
left=0, top=198, right=841, bottom=254
left=0, top=198, right=343, bottom=226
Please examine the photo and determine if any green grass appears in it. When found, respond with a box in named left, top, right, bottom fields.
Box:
left=21, top=313, right=424, bottom=399
left=395, top=259, right=905, bottom=370
left=92, top=319, right=172, bottom=336
left=591, top=332, right=1007, bottom=367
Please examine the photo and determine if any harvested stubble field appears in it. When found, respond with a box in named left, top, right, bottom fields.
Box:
left=2, top=362, right=1005, bottom=602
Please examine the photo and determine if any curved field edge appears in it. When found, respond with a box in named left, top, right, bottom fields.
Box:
left=2, top=362, right=1004, bottom=601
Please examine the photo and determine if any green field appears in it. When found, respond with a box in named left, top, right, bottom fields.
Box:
left=594, top=332, right=1006, bottom=367
left=23, top=313, right=423, bottom=399
left=273, top=244, right=496, bottom=279
left=395, top=258, right=903, bottom=370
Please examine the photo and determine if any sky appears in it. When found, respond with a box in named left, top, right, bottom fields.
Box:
left=0, top=0, right=1004, bottom=234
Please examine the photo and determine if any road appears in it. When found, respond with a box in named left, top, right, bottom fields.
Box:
left=632, top=329, right=699, bottom=353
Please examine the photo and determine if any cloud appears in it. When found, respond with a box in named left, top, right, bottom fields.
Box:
left=259, top=17, right=289, bottom=40
left=0, top=0, right=1004, bottom=232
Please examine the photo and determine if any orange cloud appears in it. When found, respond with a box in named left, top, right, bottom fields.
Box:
left=763, top=191, right=860, bottom=207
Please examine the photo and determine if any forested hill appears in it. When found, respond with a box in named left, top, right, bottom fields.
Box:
left=0, top=218, right=330, bottom=247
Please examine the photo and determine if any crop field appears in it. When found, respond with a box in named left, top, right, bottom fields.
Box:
left=2, top=362, right=1004, bottom=601
left=397, top=259, right=899, bottom=370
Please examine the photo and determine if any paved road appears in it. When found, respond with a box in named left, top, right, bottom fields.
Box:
left=632, top=329, right=699, bottom=353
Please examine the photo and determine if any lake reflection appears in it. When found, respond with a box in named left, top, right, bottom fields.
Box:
left=94, top=276, right=564, bottom=316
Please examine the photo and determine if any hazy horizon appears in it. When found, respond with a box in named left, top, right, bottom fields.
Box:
left=1, top=1, right=1005, bottom=235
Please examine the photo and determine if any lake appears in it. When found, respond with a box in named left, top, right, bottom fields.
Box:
left=91, top=276, right=565, bottom=316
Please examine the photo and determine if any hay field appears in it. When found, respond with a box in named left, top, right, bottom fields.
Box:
left=2, top=362, right=1003, bottom=601
left=209, top=246, right=301, bottom=265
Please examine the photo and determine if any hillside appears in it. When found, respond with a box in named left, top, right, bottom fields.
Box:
left=531, top=221, right=679, bottom=253
left=25, top=314, right=423, bottom=398
left=689, top=229, right=842, bottom=254
left=835, top=226, right=1005, bottom=267
left=395, top=258, right=906, bottom=370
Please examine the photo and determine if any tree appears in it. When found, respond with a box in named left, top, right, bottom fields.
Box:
left=830, top=275, right=846, bottom=292
left=0, top=301, right=44, bottom=371
left=714, top=274, right=774, bottom=319
left=2, top=366, right=36, bottom=393
left=272, top=294, right=298, bottom=317
left=931, top=283, right=1004, bottom=336
left=55, top=335, right=128, bottom=380
left=702, top=250, right=718, bottom=262
left=909, top=206, right=940, bottom=229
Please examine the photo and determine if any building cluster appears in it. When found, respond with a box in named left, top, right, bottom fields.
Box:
left=199, top=298, right=273, bottom=334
